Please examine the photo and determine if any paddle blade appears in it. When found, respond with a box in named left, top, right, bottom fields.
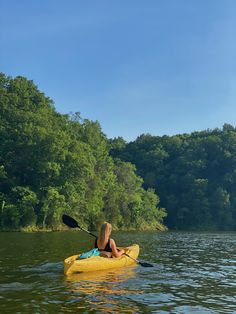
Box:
left=62, top=214, right=79, bottom=228
left=139, top=261, right=154, bottom=267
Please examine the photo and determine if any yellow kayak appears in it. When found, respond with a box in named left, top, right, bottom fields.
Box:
left=64, top=244, right=139, bottom=275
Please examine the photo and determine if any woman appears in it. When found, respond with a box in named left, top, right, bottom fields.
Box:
left=95, top=222, right=125, bottom=258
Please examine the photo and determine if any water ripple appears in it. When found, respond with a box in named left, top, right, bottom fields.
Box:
left=0, top=231, right=236, bottom=313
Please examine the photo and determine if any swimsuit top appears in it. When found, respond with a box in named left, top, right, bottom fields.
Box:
left=94, top=238, right=112, bottom=252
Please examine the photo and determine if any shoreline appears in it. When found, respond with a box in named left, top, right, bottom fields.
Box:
left=0, top=224, right=168, bottom=233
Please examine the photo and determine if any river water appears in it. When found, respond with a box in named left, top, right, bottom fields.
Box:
left=0, top=231, right=236, bottom=313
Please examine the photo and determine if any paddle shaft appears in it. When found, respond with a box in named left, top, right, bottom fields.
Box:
left=124, top=253, right=140, bottom=263
left=79, top=225, right=97, bottom=239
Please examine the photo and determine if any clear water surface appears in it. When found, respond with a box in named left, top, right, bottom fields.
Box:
left=0, top=231, right=236, bottom=313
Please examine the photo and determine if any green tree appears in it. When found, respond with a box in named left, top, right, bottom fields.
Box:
left=111, top=126, right=236, bottom=230
left=0, top=73, right=166, bottom=230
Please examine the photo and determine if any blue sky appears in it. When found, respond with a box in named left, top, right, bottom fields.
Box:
left=0, top=0, right=235, bottom=141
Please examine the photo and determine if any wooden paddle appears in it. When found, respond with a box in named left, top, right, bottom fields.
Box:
left=62, top=214, right=153, bottom=267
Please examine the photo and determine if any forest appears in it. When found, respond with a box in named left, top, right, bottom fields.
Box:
left=110, top=125, right=236, bottom=230
left=0, top=73, right=166, bottom=231
left=1, top=72, right=236, bottom=231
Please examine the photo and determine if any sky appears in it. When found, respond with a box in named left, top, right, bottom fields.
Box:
left=0, top=0, right=236, bottom=141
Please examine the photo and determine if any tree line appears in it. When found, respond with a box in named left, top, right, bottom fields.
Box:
left=0, top=73, right=166, bottom=231
left=110, top=125, right=236, bottom=230
left=2, top=72, right=235, bottom=231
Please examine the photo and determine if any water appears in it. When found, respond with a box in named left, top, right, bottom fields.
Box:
left=0, top=231, right=236, bottom=313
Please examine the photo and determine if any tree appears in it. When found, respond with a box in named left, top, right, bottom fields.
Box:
left=0, top=73, right=166, bottom=230
left=111, top=126, right=236, bottom=230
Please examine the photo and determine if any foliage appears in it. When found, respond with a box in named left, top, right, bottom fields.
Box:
left=110, top=126, right=236, bottom=230
left=0, top=73, right=166, bottom=230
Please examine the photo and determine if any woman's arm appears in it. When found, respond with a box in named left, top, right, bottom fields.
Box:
left=110, top=239, right=125, bottom=257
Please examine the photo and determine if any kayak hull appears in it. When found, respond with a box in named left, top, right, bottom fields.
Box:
left=64, top=244, right=139, bottom=275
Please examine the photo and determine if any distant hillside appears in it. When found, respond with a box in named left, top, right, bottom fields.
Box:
left=110, top=125, right=236, bottom=230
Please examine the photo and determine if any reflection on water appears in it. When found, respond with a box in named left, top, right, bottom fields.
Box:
left=0, top=231, right=236, bottom=313
left=64, top=266, right=141, bottom=313
left=65, top=264, right=136, bottom=285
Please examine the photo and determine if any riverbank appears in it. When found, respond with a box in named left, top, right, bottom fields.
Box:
left=0, top=222, right=168, bottom=233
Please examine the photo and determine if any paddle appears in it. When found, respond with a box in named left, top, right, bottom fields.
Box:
left=62, top=214, right=153, bottom=267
